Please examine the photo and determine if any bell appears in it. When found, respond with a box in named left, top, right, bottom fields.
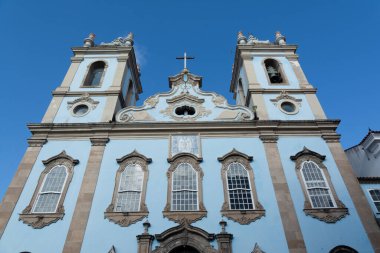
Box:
left=267, top=66, right=283, bottom=83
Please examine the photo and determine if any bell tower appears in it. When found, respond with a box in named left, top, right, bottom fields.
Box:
left=42, top=33, right=142, bottom=123
left=230, top=31, right=326, bottom=120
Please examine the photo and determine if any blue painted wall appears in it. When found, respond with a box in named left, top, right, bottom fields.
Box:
left=277, top=137, right=373, bottom=253
left=0, top=140, right=91, bottom=253
left=81, top=137, right=288, bottom=253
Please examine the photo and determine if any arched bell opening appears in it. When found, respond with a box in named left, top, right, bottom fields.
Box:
left=169, top=245, right=200, bottom=253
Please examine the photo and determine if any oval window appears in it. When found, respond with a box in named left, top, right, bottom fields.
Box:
left=73, top=104, right=89, bottom=116
left=175, top=105, right=196, bottom=116
left=280, top=101, right=296, bottom=113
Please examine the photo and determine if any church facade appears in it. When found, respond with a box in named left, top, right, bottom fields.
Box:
left=0, top=32, right=379, bottom=253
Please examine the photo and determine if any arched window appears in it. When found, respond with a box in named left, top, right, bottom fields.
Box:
left=33, top=165, right=68, bottom=213
left=115, top=163, right=144, bottom=212
left=301, top=161, right=335, bottom=208
left=218, top=149, right=265, bottom=224
left=83, top=61, right=106, bottom=87
left=290, top=147, right=348, bottom=223
left=329, top=245, right=358, bottom=253
left=105, top=150, right=151, bottom=227
left=19, top=151, right=78, bottom=228
left=172, top=163, right=198, bottom=211
left=163, top=153, right=207, bottom=224
left=264, top=59, right=284, bottom=84
left=227, top=162, right=253, bottom=210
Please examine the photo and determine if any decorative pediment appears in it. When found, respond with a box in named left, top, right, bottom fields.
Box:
left=67, top=93, right=99, bottom=110
left=116, top=150, right=152, bottom=164
left=116, top=70, right=255, bottom=123
left=252, top=243, right=266, bottom=253
left=270, top=91, right=302, bottom=104
left=290, top=147, right=326, bottom=161
left=217, top=148, right=253, bottom=162
left=42, top=151, right=79, bottom=166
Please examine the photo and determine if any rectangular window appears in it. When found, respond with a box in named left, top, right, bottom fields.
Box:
left=369, top=189, right=380, bottom=212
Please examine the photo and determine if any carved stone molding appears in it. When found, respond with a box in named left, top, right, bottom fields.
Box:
left=90, top=137, right=109, bottom=146
left=252, top=243, right=266, bottom=253
left=168, top=69, right=203, bottom=88
left=322, top=134, right=341, bottom=143
left=27, top=138, right=47, bottom=147
left=19, top=151, right=79, bottom=229
left=105, top=150, right=151, bottom=227
left=218, top=149, right=265, bottom=225
left=259, top=135, right=278, bottom=143
left=67, top=93, right=99, bottom=117
left=163, top=154, right=207, bottom=224
left=104, top=208, right=148, bottom=227
left=290, top=147, right=349, bottom=223
left=152, top=221, right=217, bottom=253
left=270, top=91, right=302, bottom=115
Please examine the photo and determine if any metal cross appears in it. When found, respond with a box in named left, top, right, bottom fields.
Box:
left=176, top=52, right=194, bottom=69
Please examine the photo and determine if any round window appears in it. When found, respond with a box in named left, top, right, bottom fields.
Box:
left=73, top=104, right=89, bottom=116
left=280, top=101, right=296, bottom=113
left=175, top=105, right=196, bottom=116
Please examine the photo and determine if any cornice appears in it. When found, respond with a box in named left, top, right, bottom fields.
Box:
left=248, top=88, right=317, bottom=94
left=27, top=120, right=341, bottom=139
left=52, top=90, right=121, bottom=96
left=71, top=47, right=133, bottom=54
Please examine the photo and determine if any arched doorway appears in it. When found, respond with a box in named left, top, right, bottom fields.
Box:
left=170, top=246, right=200, bottom=253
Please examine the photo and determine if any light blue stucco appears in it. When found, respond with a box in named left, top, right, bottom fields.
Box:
left=252, top=56, right=300, bottom=89
left=0, top=140, right=91, bottom=253
left=81, top=137, right=288, bottom=253
left=53, top=96, right=107, bottom=123
left=277, top=137, right=373, bottom=253
left=360, top=183, right=380, bottom=220
left=263, top=93, right=315, bottom=120
left=69, top=56, right=118, bottom=91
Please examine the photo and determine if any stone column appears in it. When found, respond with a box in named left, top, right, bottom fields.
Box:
left=137, top=234, right=155, bottom=253
left=0, top=138, right=47, bottom=238
left=62, top=137, right=109, bottom=253
left=260, top=135, right=306, bottom=253
left=323, top=135, right=380, bottom=252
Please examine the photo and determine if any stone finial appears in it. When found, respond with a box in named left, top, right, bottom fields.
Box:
left=275, top=31, right=286, bottom=45
left=124, top=32, right=134, bottom=46
left=247, top=34, right=258, bottom=45
left=143, top=220, right=151, bottom=234
left=219, top=219, right=227, bottom=233
left=83, top=33, right=96, bottom=47
left=237, top=31, right=247, bottom=44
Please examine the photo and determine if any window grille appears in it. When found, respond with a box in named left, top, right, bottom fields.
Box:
left=33, top=165, right=68, bottom=213
left=369, top=189, right=380, bottom=212
left=227, top=162, right=254, bottom=210
left=172, top=163, right=198, bottom=211
left=301, top=161, right=335, bottom=208
left=115, top=164, right=143, bottom=212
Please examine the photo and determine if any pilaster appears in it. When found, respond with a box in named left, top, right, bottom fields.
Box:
left=101, top=56, right=128, bottom=122
left=137, top=234, right=155, bottom=253
left=0, top=138, right=47, bottom=238
left=260, top=135, right=307, bottom=253
left=241, top=53, right=269, bottom=120
left=323, top=136, right=380, bottom=252
left=62, top=137, right=109, bottom=253
left=285, top=55, right=310, bottom=89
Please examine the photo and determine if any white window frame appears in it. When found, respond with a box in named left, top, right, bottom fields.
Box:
left=115, top=163, right=143, bottom=212
left=300, top=161, right=336, bottom=209
left=368, top=189, right=380, bottom=213
left=32, top=165, right=68, bottom=214
left=225, top=162, right=255, bottom=210
left=171, top=162, right=199, bottom=211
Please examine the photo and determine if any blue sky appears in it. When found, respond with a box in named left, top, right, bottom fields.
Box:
left=0, top=0, right=379, bottom=200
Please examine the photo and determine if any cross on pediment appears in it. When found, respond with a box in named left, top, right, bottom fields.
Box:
left=176, top=52, right=194, bottom=69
